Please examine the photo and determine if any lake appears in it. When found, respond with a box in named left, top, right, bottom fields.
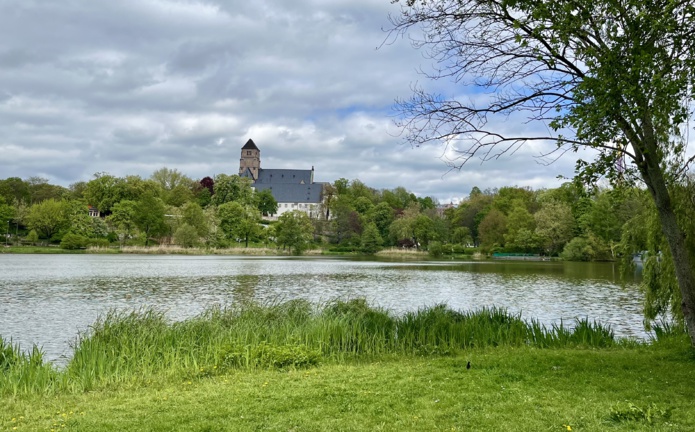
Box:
left=0, top=254, right=644, bottom=364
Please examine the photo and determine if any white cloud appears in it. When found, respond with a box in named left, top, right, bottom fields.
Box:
left=0, top=0, right=609, bottom=200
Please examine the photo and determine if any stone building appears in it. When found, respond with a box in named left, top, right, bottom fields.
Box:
left=239, top=139, right=326, bottom=219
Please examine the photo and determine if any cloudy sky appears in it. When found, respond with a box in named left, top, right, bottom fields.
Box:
left=1, top=0, right=596, bottom=203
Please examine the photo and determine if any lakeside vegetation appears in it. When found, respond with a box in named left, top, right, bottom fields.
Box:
left=1, top=300, right=693, bottom=430
left=0, top=173, right=660, bottom=262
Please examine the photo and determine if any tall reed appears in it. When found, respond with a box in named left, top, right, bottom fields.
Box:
left=3, top=299, right=634, bottom=395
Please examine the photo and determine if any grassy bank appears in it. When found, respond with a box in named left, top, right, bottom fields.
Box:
left=2, top=347, right=694, bottom=431
left=2, top=300, right=694, bottom=430
left=0, top=245, right=86, bottom=254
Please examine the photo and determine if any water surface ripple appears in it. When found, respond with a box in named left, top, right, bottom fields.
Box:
left=0, top=254, right=644, bottom=364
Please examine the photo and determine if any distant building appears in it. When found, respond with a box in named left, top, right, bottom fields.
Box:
left=239, top=139, right=326, bottom=219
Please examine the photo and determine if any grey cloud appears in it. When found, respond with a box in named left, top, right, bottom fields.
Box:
left=0, top=0, right=597, bottom=201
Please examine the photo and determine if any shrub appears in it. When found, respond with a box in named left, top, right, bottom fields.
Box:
left=60, top=233, right=87, bottom=249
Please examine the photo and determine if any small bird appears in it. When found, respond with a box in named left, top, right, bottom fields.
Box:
left=466, top=361, right=471, bottom=370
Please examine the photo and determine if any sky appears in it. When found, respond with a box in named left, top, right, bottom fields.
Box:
left=1, top=0, right=601, bottom=204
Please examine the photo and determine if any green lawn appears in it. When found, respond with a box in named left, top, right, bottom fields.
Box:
left=2, top=346, right=693, bottom=431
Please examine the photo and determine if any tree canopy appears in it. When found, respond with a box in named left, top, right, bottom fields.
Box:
left=390, top=0, right=695, bottom=345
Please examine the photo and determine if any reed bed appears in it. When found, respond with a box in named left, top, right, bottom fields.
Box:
left=112, top=245, right=321, bottom=255
left=1, top=299, right=654, bottom=396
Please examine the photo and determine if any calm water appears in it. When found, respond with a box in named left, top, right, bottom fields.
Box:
left=0, top=254, right=644, bottom=364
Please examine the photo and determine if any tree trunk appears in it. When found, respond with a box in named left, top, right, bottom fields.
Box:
left=640, top=144, right=695, bottom=345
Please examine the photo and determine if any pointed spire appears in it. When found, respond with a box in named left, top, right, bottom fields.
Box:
left=242, top=139, right=259, bottom=150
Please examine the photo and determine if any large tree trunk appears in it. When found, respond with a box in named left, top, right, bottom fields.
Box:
left=638, top=133, right=695, bottom=345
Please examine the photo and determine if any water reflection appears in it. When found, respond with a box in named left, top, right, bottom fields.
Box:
left=0, top=254, right=644, bottom=364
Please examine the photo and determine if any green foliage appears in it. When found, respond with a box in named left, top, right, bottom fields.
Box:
left=25, top=229, right=39, bottom=245
left=275, top=211, right=314, bottom=254
left=25, top=198, right=68, bottom=239
left=174, top=223, right=200, bottom=248
left=217, top=342, right=320, bottom=370
left=428, top=240, right=444, bottom=257
left=255, top=188, right=278, bottom=216
left=211, top=174, right=255, bottom=207
left=217, top=201, right=262, bottom=247
left=133, top=192, right=167, bottom=246
left=359, top=222, right=383, bottom=254
left=60, top=233, right=88, bottom=250
left=561, top=231, right=612, bottom=261
left=608, top=402, right=671, bottom=425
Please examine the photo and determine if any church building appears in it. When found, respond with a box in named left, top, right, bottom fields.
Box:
left=239, top=139, right=325, bottom=219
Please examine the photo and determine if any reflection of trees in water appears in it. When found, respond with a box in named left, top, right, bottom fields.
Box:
left=232, top=274, right=261, bottom=305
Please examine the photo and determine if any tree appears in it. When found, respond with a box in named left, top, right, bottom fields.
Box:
left=0, top=177, right=30, bottom=204
left=108, top=200, right=138, bottom=246
left=181, top=202, right=209, bottom=238
left=25, top=199, right=68, bottom=240
left=211, top=174, right=256, bottom=207
left=133, top=193, right=167, bottom=246
left=534, top=201, right=574, bottom=256
left=256, top=189, right=278, bottom=217
left=150, top=167, right=193, bottom=206
left=0, top=197, right=14, bottom=231
left=174, top=224, right=200, bottom=248
left=390, top=0, right=695, bottom=343
left=478, top=209, right=507, bottom=250
left=217, top=202, right=262, bottom=247
left=275, top=210, right=314, bottom=255
left=360, top=222, right=384, bottom=254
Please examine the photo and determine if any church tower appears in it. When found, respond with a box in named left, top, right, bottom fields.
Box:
left=239, top=138, right=260, bottom=180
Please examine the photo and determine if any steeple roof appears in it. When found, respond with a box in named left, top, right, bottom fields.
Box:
left=242, top=139, right=259, bottom=150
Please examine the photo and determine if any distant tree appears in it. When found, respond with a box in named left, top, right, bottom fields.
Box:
left=478, top=209, right=507, bottom=250
left=0, top=177, right=30, bottom=204
left=211, top=174, right=256, bottom=207
left=151, top=167, right=192, bottom=191
left=390, top=0, right=695, bottom=343
left=25, top=199, right=68, bottom=240
left=504, top=205, right=536, bottom=251
left=360, top=222, right=384, bottom=254
left=353, top=196, right=374, bottom=215
left=275, top=210, right=314, bottom=255
left=181, top=202, right=209, bottom=238
left=84, top=173, right=123, bottom=214
left=174, top=223, right=200, bottom=248
left=0, top=197, right=14, bottom=231
left=218, top=202, right=262, bottom=247
left=256, top=189, right=278, bottom=216
left=27, top=176, right=67, bottom=203
left=60, top=233, right=87, bottom=250
left=26, top=229, right=39, bottom=245
left=200, top=177, right=215, bottom=195
left=108, top=200, right=138, bottom=246
left=68, top=181, right=88, bottom=200
left=366, top=202, right=395, bottom=241
left=133, top=193, right=167, bottom=246
left=534, top=202, right=575, bottom=256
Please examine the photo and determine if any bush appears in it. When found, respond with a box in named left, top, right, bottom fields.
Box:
left=174, top=223, right=200, bottom=248
left=60, top=233, right=87, bottom=250
left=428, top=241, right=444, bottom=257
left=88, top=238, right=110, bottom=248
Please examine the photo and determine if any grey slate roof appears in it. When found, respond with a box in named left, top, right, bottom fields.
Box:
left=253, top=182, right=326, bottom=203
left=255, top=168, right=312, bottom=185
left=242, top=139, right=259, bottom=150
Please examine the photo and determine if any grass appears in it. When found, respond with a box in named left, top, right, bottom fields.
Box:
left=1, top=347, right=694, bottom=431
left=2, top=300, right=694, bottom=430
left=0, top=245, right=85, bottom=254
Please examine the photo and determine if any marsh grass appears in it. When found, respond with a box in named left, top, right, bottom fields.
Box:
left=1, top=299, right=646, bottom=396
left=0, top=336, right=59, bottom=396
left=113, top=245, right=324, bottom=255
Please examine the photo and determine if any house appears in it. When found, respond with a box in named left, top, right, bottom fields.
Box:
left=239, top=139, right=327, bottom=219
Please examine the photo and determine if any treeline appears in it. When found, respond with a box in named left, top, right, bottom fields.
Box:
left=0, top=171, right=652, bottom=259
